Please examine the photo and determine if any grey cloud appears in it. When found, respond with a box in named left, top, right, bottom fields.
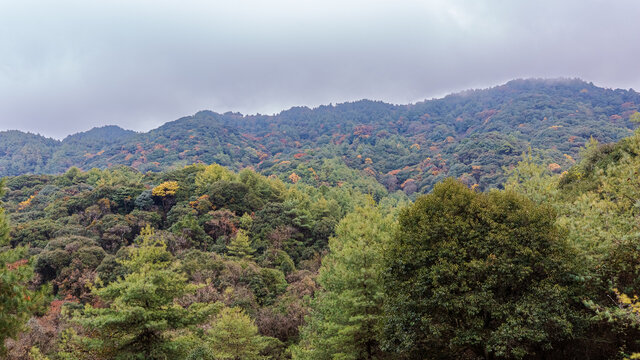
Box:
left=1, top=0, right=639, bottom=138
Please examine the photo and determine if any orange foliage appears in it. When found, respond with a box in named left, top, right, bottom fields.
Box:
left=353, top=125, right=374, bottom=137
left=477, top=109, right=498, bottom=119
left=190, top=194, right=210, bottom=209
left=5, top=258, right=28, bottom=271
left=363, top=167, right=376, bottom=177
left=400, top=178, right=415, bottom=189
left=548, top=163, right=562, bottom=173
left=308, top=167, right=318, bottom=179
left=621, top=102, right=635, bottom=109
left=241, top=133, right=261, bottom=142
left=333, top=134, right=347, bottom=145
left=289, top=172, right=301, bottom=183
left=293, top=153, right=307, bottom=159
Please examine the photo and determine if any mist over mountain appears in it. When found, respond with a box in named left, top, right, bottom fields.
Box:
left=1, top=78, right=639, bottom=193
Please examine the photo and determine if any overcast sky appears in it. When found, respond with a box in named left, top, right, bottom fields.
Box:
left=1, top=0, right=639, bottom=139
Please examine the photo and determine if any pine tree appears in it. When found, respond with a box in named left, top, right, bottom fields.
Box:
left=0, top=179, right=37, bottom=355
left=292, top=203, right=394, bottom=360
left=74, top=226, right=220, bottom=359
left=227, top=229, right=254, bottom=259
left=192, top=307, right=273, bottom=360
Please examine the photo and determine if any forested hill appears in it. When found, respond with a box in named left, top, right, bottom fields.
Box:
left=2, top=78, right=639, bottom=192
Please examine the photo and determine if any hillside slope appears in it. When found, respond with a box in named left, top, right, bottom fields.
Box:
left=1, top=78, right=638, bottom=192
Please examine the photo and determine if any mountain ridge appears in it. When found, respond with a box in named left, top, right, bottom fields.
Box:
left=1, top=78, right=639, bottom=193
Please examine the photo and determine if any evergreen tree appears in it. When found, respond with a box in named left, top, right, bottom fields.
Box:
left=75, top=226, right=220, bottom=359
left=293, top=203, right=393, bottom=360
left=227, top=229, right=254, bottom=259
left=189, top=307, right=273, bottom=360
left=382, top=179, right=582, bottom=359
left=0, top=179, right=37, bottom=355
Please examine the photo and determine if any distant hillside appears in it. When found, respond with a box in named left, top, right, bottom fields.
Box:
left=1, top=78, right=639, bottom=192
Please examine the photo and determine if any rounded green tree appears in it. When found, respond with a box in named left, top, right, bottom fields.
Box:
left=383, top=178, right=581, bottom=359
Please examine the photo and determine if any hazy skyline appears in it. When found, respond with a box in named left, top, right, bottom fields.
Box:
left=1, top=0, right=639, bottom=139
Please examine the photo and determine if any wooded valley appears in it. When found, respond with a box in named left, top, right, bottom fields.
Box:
left=2, top=80, right=640, bottom=359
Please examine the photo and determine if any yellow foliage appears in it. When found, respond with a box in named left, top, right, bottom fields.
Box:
left=152, top=181, right=179, bottom=197
left=289, top=172, right=300, bottom=183
left=195, top=164, right=234, bottom=189
left=365, top=157, right=373, bottom=164
left=18, top=194, right=36, bottom=211
left=614, top=288, right=640, bottom=359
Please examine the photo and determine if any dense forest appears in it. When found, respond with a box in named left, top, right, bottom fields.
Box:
left=1, top=79, right=639, bottom=194
left=3, top=81, right=640, bottom=359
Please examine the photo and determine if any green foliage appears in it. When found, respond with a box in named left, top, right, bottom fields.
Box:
left=227, top=229, right=254, bottom=259
left=249, top=268, right=288, bottom=306
left=2, top=79, right=639, bottom=194
left=189, top=307, right=277, bottom=360
left=134, top=190, right=153, bottom=210
left=382, top=179, right=581, bottom=359
left=293, top=204, right=394, bottom=360
left=0, top=246, right=37, bottom=355
left=73, top=227, right=221, bottom=359
left=10, top=124, right=640, bottom=359
left=34, top=236, right=105, bottom=286
left=171, top=214, right=212, bottom=251
left=195, top=163, right=236, bottom=193
left=0, top=179, right=40, bottom=355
